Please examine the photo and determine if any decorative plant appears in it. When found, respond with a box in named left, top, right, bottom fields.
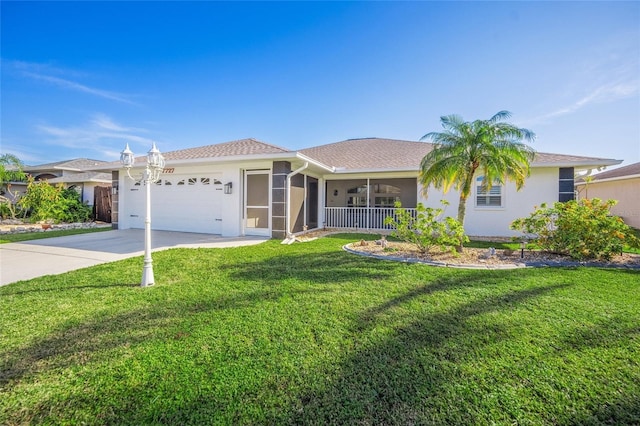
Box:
left=510, top=198, right=640, bottom=260
left=384, top=200, right=468, bottom=254
left=18, top=177, right=92, bottom=223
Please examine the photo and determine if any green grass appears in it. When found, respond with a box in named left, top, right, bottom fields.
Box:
left=1, top=234, right=639, bottom=425
left=0, top=226, right=112, bottom=244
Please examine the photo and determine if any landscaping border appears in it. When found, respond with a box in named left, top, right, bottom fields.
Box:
left=343, top=244, right=640, bottom=270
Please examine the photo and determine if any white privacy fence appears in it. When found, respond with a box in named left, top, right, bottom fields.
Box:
left=324, top=207, right=418, bottom=230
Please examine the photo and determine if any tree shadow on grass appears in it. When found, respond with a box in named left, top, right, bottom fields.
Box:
left=225, top=250, right=401, bottom=285
left=266, top=282, right=573, bottom=425
left=3, top=242, right=638, bottom=424
left=0, top=285, right=325, bottom=391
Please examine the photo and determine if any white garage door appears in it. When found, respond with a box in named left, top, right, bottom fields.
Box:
left=126, top=174, right=224, bottom=234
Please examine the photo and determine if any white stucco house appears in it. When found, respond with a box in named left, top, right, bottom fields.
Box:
left=100, top=138, right=621, bottom=239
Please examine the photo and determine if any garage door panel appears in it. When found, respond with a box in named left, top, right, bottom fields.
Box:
left=125, top=174, right=223, bottom=234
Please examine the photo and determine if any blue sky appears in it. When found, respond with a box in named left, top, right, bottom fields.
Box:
left=2, top=1, right=639, bottom=167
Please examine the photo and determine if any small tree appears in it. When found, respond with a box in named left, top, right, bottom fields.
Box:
left=419, top=111, right=535, bottom=251
left=18, top=177, right=92, bottom=223
left=511, top=198, right=640, bottom=260
left=384, top=201, right=468, bottom=255
left=0, top=153, right=27, bottom=219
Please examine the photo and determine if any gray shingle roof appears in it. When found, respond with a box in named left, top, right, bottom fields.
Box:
left=23, top=158, right=108, bottom=171
left=86, top=136, right=621, bottom=172
left=47, top=172, right=112, bottom=184
left=162, top=138, right=291, bottom=161
left=299, top=137, right=620, bottom=171
left=589, top=161, right=640, bottom=181
left=300, top=138, right=433, bottom=170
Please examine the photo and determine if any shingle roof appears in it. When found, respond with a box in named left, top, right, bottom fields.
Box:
left=531, top=152, right=620, bottom=168
left=161, top=138, right=291, bottom=161
left=299, top=138, right=620, bottom=171
left=47, top=172, right=112, bottom=184
left=300, top=138, right=433, bottom=170
left=23, top=158, right=108, bottom=171
left=589, top=161, right=640, bottom=181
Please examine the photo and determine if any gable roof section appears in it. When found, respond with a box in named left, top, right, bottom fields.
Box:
left=47, top=172, right=112, bottom=184
left=23, top=158, right=108, bottom=172
left=588, top=161, right=640, bottom=182
left=299, top=137, right=620, bottom=172
left=300, top=138, right=433, bottom=171
left=531, top=152, right=620, bottom=169
left=161, top=138, right=291, bottom=161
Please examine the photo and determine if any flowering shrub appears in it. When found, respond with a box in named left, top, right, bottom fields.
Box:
left=510, top=198, right=640, bottom=260
left=384, top=201, right=468, bottom=254
left=18, top=177, right=92, bottom=223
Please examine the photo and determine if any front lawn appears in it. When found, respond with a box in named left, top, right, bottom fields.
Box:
left=1, top=234, right=638, bottom=425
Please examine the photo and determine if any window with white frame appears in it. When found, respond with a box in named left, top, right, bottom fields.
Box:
left=347, top=185, right=367, bottom=207
left=475, top=177, right=502, bottom=207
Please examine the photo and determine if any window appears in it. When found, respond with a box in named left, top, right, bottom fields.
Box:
left=347, top=185, right=367, bottom=194
left=347, top=196, right=367, bottom=207
left=346, top=185, right=367, bottom=207
left=375, top=196, right=401, bottom=207
left=373, top=184, right=401, bottom=194
left=476, top=177, right=502, bottom=207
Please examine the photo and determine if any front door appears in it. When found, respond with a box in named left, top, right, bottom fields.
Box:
left=244, top=170, right=270, bottom=236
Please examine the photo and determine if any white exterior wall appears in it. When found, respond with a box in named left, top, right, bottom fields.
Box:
left=118, top=161, right=273, bottom=237
left=81, top=182, right=108, bottom=206
left=418, top=168, right=560, bottom=237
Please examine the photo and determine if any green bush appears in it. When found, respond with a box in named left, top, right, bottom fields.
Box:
left=510, top=198, right=640, bottom=260
left=384, top=201, right=468, bottom=254
left=18, top=177, right=92, bottom=223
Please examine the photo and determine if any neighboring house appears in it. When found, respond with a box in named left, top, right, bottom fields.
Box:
left=100, top=138, right=621, bottom=239
left=575, top=161, right=640, bottom=229
left=10, top=159, right=112, bottom=212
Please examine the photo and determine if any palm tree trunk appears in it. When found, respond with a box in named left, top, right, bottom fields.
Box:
left=456, top=194, right=467, bottom=252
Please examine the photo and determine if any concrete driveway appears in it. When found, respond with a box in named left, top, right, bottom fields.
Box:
left=0, top=229, right=268, bottom=286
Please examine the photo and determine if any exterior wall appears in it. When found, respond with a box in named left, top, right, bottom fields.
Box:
left=80, top=182, right=101, bottom=206
left=118, top=161, right=273, bottom=237
left=576, top=177, right=640, bottom=228
left=418, top=167, right=560, bottom=237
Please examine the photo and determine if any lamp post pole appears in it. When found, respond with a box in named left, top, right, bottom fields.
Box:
left=120, top=142, right=165, bottom=287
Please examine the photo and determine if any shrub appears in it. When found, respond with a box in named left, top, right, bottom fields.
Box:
left=18, top=177, right=92, bottom=223
left=384, top=201, right=468, bottom=254
left=510, top=198, right=640, bottom=260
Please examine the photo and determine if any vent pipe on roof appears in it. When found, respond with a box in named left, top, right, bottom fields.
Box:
left=284, top=162, right=309, bottom=241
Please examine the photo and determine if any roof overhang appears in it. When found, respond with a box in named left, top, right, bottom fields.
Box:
left=576, top=173, right=640, bottom=185
left=531, top=159, right=622, bottom=169
left=90, top=152, right=335, bottom=174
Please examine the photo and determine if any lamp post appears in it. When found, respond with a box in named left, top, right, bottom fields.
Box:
left=120, top=142, right=165, bottom=287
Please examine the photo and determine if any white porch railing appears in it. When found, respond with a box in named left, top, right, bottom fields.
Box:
left=323, top=207, right=417, bottom=230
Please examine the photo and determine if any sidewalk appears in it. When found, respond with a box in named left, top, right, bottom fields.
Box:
left=0, top=229, right=268, bottom=286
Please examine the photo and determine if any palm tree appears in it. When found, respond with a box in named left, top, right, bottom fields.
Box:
left=0, top=154, right=27, bottom=218
left=0, top=153, right=27, bottom=192
left=419, top=111, right=535, bottom=248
